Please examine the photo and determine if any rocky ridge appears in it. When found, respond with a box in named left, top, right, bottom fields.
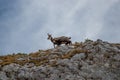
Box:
left=0, top=39, right=120, bottom=80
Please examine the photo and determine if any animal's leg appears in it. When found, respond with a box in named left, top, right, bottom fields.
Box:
left=70, top=41, right=72, bottom=45
left=53, top=44, right=55, bottom=48
left=68, top=41, right=72, bottom=45
left=57, top=43, right=61, bottom=47
left=65, top=42, right=68, bottom=45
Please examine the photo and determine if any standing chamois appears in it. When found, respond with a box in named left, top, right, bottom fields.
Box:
left=47, top=33, right=72, bottom=48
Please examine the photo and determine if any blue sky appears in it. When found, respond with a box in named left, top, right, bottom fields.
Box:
left=0, top=0, right=120, bottom=55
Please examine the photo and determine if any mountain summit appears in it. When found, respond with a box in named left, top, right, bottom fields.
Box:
left=0, top=39, right=120, bottom=80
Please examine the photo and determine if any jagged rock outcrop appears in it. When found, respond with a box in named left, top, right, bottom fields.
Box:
left=0, top=39, right=120, bottom=80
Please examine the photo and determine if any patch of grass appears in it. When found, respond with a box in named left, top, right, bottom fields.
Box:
left=73, top=42, right=83, bottom=48
left=29, top=51, right=41, bottom=57
left=0, top=53, right=28, bottom=66
left=0, top=42, right=92, bottom=66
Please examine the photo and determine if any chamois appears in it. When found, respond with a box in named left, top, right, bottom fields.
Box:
left=47, top=33, right=72, bottom=48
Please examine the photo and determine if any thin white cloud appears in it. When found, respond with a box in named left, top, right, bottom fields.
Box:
left=0, top=0, right=119, bottom=54
left=82, top=0, right=119, bottom=39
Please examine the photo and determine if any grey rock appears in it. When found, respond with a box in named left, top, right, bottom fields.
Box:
left=0, top=39, right=120, bottom=80
left=113, top=54, right=120, bottom=61
left=57, top=46, right=73, bottom=53
left=17, top=58, right=26, bottom=61
left=0, top=71, right=9, bottom=80
left=71, top=53, right=86, bottom=61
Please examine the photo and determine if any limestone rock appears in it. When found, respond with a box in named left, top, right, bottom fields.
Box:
left=0, top=39, right=120, bottom=80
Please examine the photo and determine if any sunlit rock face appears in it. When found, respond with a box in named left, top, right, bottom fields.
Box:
left=0, top=39, right=120, bottom=80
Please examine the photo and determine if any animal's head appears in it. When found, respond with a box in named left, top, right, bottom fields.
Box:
left=47, top=33, right=52, bottom=40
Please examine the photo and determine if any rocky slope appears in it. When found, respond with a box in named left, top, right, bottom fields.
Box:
left=0, top=39, right=120, bottom=80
